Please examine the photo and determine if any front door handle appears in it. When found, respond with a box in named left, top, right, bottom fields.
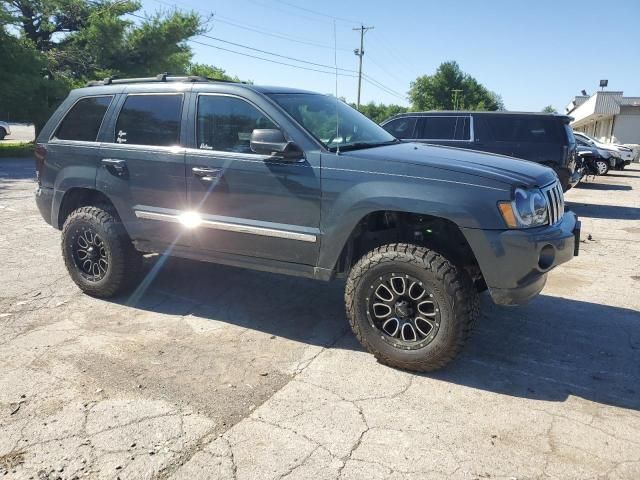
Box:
left=192, top=166, right=222, bottom=181
left=101, top=158, right=127, bottom=177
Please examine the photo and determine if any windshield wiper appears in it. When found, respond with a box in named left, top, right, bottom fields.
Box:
left=328, top=139, right=399, bottom=152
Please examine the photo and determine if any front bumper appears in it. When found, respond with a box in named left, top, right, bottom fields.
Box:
left=463, top=211, right=580, bottom=306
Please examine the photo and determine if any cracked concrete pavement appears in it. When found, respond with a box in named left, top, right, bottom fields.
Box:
left=1, top=158, right=639, bottom=479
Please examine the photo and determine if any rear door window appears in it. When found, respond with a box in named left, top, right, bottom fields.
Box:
left=382, top=117, right=416, bottom=139
left=114, top=94, right=183, bottom=146
left=415, top=116, right=470, bottom=140
left=486, top=117, right=563, bottom=143
left=55, top=96, right=113, bottom=142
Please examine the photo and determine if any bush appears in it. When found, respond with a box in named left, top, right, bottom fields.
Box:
left=0, top=142, right=34, bottom=158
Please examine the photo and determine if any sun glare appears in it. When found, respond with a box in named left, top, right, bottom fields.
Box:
left=178, top=211, right=202, bottom=229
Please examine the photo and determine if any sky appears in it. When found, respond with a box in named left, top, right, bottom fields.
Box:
left=139, top=0, right=640, bottom=113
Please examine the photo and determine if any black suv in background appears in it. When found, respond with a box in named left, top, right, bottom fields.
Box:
left=381, top=112, right=578, bottom=191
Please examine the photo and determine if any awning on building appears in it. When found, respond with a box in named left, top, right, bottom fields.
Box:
left=567, top=91, right=623, bottom=128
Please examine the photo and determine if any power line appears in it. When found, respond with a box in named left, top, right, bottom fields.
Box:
left=128, top=11, right=407, bottom=103
left=365, top=53, right=408, bottom=85
left=198, top=33, right=358, bottom=74
left=367, top=33, right=417, bottom=81
left=244, top=0, right=332, bottom=23
left=212, top=15, right=352, bottom=51
left=189, top=39, right=357, bottom=77
left=148, top=0, right=352, bottom=51
left=195, top=33, right=406, bottom=101
left=273, top=0, right=361, bottom=24
left=362, top=74, right=406, bottom=101
left=189, top=39, right=407, bottom=102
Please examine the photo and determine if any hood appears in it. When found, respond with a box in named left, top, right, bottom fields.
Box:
left=577, top=145, right=598, bottom=155
left=596, top=143, right=619, bottom=152
left=346, top=142, right=557, bottom=188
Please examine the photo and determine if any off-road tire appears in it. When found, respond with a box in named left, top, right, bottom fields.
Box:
left=345, top=243, right=479, bottom=372
left=62, top=206, right=142, bottom=297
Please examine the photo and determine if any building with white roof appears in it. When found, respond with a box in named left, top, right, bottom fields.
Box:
left=565, top=91, right=640, bottom=145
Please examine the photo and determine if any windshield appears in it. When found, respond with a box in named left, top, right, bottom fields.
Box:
left=268, top=93, right=397, bottom=152
left=577, top=132, right=601, bottom=146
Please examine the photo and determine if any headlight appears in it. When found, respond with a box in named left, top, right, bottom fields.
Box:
left=498, top=187, right=548, bottom=228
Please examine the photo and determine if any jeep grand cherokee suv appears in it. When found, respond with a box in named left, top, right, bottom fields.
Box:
left=34, top=75, right=580, bottom=371
left=381, top=111, right=579, bottom=191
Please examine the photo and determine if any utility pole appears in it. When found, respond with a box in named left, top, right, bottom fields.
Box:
left=353, top=24, right=374, bottom=109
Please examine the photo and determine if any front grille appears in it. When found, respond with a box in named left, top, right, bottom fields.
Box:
left=543, top=181, right=564, bottom=225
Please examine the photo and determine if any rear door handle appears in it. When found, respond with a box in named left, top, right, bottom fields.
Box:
left=101, top=158, right=127, bottom=177
left=192, top=166, right=222, bottom=181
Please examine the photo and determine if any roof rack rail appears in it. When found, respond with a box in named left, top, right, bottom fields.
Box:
left=86, top=73, right=244, bottom=87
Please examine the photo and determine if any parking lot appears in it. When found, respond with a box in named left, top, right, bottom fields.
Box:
left=0, top=124, right=35, bottom=144
left=0, top=158, right=639, bottom=479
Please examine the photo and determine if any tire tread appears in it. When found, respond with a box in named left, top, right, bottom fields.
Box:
left=61, top=205, right=141, bottom=298
left=345, top=243, right=479, bottom=372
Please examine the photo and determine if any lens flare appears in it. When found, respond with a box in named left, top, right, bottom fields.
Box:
left=179, top=211, right=202, bottom=229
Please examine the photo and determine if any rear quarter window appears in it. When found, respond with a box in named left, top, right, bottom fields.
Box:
left=485, top=117, right=564, bottom=143
left=114, top=94, right=183, bottom=146
left=55, top=96, right=113, bottom=142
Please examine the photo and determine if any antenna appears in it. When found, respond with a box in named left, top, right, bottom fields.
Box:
left=333, top=20, right=340, bottom=155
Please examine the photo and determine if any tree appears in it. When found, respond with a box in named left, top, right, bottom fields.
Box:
left=409, top=61, right=503, bottom=111
left=0, top=29, right=68, bottom=125
left=541, top=105, right=558, bottom=114
left=1, top=0, right=235, bottom=130
left=353, top=102, right=409, bottom=124
left=186, top=63, right=240, bottom=82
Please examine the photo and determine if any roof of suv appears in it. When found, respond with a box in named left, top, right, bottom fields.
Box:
left=386, top=111, right=573, bottom=122
left=83, top=74, right=319, bottom=96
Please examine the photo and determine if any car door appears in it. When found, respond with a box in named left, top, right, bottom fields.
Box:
left=184, top=92, right=321, bottom=265
left=96, top=92, right=188, bottom=249
left=414, top=116, right=473, bottom=148
left=45, top=95, right=115, bottom=195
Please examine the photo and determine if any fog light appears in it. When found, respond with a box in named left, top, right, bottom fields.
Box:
left=538, top=245, right=555, bottom=270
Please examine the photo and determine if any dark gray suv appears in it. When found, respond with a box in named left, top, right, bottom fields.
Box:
left=34, top=75, right=580, bottom=371
left=381, top=111, right=579, bottom=191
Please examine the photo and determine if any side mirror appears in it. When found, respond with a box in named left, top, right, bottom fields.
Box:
left=250, top=129, right=303, bottom=161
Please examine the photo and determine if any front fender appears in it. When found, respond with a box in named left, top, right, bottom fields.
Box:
left=318, top=177, right=509, bottom=271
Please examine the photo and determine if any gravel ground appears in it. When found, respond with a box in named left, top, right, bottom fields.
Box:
left=0, top=158, right=639, bottom=480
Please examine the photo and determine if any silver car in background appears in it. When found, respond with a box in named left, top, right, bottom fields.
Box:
left=0, top=121, right=11, bottom=140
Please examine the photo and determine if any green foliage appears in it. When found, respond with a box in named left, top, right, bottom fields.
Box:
left=352, top=102, right=409, bottom=124
left=185, top=63, right=240, bottom=82
left=0, top=30, right=70, bottom=125
left=0, top=142, right=35, bottom=158
left=541, top=105, right=558, bottom=114
left=409, top=61, right=503, bottom=111
left=1, top=0, right=234, bottom=129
